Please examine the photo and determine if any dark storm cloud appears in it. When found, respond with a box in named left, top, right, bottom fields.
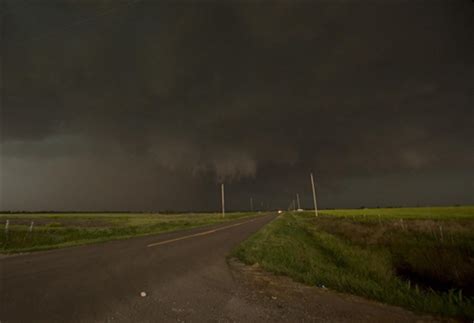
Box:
left=1, top=0, right=473, bottom=211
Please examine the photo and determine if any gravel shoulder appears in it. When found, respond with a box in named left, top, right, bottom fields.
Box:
left=228, top=258, right=454, bottom=323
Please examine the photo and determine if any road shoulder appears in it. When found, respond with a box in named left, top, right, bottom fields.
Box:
left=228, top=258, right=451, bottom=323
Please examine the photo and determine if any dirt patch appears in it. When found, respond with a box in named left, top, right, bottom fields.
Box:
left=228, top=258, right=455, bottom=323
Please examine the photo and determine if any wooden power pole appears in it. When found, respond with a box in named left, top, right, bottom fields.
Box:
left=310, top=173, right=318, bottom=217
left=221, top=184, right=225, bottom=217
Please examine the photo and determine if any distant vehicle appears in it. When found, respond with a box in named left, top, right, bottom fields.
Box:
left=297, top=209, right=304, bottom=212
left=278, top=210, right=283, bottom=214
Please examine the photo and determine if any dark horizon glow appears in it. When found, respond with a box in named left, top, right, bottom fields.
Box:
left=1, top=0, right=473, bottom=211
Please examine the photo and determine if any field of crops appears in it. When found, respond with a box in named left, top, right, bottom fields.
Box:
left=233, top=206, right=474, bottom=319
left=0, top=212, right=256, bottom=253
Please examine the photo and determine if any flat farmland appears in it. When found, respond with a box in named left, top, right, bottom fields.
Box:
left=233, top=206, right=474, bottom=319
left=0, top=212, right=258, bottom=254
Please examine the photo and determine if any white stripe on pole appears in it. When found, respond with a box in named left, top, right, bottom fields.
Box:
left=310, top=173, right=318, bottom=217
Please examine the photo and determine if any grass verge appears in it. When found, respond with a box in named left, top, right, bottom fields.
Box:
left=232, top=206, right=474, bottom=320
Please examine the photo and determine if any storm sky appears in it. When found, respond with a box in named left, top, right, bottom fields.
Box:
left=1, top=0, right=473, bottom=211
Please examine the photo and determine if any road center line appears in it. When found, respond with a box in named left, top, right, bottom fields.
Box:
left=147, top=217, right=260, bottom=248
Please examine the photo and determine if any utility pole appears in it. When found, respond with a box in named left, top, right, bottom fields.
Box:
left=296, top=193, right=301, bottom=210
left=310, top=173, right=318, bottom=217
left=250, top=197, right=254, bottom=212
left=221, top=184, right=225, bottom=218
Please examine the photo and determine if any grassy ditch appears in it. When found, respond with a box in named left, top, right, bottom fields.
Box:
left=0, top=212, right=259, bottom=254
left=232, top=206, right=474, bottom=320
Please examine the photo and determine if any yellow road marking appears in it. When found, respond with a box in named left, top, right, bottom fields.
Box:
left=147, top=217, right=260, bottom=248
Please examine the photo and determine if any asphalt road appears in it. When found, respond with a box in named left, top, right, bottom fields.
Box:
left=0, top=214, right=277, bottom=322
left=0, top=213, right=430, bottom=322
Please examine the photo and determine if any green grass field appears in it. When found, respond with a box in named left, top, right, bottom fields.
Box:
left=0, top=212, right=259, bottom=254
left=232, top=206, right=474, bottom=319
